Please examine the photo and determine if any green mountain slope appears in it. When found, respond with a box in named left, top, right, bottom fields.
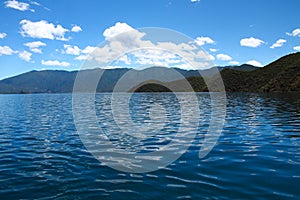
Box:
left=130, top=76, right=206, bottom=93
left=218, top=52, right=300, bottom=92
left=133, top=52, right=300, bottom=93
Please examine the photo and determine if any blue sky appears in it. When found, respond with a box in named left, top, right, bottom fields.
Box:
left=0, top=0, right=300, bottom=80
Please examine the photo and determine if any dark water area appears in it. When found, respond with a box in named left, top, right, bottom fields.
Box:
left=0, top=93, right=299, bottom=199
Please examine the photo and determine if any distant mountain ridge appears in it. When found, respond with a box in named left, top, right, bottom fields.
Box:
left=0, top=67, right=199, bottom=93
left=218, top=64, right=258, bottom=72
left=134, top=52, right=300, bottom=93
left=0, top=64, right=256, bottom=94
left=5, top=52, right=300, bottom=94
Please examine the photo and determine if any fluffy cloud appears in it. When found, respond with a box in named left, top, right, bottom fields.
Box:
left=103, top=22, right=136, bottom=40
left=18, top=51, right=32, bottom=62
left=82, top=22, right=215, bottom=70
left=286, top=28, right=300, bottom=37
left=62, top=45, right=97, bottom=60
left=20, top=20, right=69, bottom=41
left=41, top=60, right=70, bottom=67
left=0, top=33, right=7, bottom=39
left=246, top=60, right=263, bottom=67
left=194, top=36, right=215, bottom=46
left=216, top=53, right=232, bottom=61
left=71, top=25, right=82, bottom=32
left=63, top=44, right=81, bottom=55
left=24, top=41, right=46, bottom=53
left=0, top=45, right=17, bottom=56
left=81, top=46, right=96, bottom=54
left=129, top=48, right=184, bottom=67
left=74, top=55, right=88, bottom=61
left=5, top=0, right=34, bottom=12
left=270, top=39, right=286, bottom=49
left=195, top=50, right=215, bottom=61
left=191, top=0, right=200, bottom=2
left=229, top=61, right=240, bottom=65
left=88, top=22, right=149, bottom=63
left=240, top=37, right=264, bottom=48
left=293, top=46, right=300, bottom=51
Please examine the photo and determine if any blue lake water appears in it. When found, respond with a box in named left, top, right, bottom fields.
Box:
left=0, top=93, right=299, bottom=199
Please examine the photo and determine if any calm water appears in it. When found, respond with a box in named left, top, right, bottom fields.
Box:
left=0, top=93, right=299, bottom=199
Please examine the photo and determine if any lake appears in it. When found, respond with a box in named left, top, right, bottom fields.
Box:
left=0, top=93, right=299, bottom=199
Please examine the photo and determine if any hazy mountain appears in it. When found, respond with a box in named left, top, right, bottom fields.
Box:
left=0, top=70, right=77, bottom=93
left=218, top=64, right=258, bottom=72
left=0, top=63, right=259, bottom=94
left=0, top=67, right=200, bottom=93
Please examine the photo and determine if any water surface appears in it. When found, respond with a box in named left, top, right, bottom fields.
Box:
left=0, top=93, right=299, bottom=199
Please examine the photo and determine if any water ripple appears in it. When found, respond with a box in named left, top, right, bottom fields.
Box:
left=0, top=93, right=299, bottom=199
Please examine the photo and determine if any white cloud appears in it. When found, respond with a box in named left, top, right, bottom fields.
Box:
left=293, top=46, right=300, bottom=51
left=29, top=1, right=50, bottom=11
left=81, top=46, right=96, bottom=54
left=63, top=44, right=81, bottom=55
left=216, top=53, right=232, bottom=61
left=191, top=0, right=200, bottom=2
left=194, top=36, right=215, bottom=46
left=29, top=48, right=42, bottom=54
left=88, top=22, right=149, bottom=63
left=57, top=44, right=97, bottom=60
left=118, top=54, right=131, bottom=65
left=195, top=50, right=215, bottom=61
left=20, top=20, right=69, bottom=41
left=270, top=39, right=286, bottom=49
left=62, top=45, right=97, bottom=60
left=73, top=46, right=97, bottom=60
left=173, top=61, right=212, bottom=70
left=209, top=48, right=218, bottom=52
left=5, top=0, right=34, bottom=12
left=75, top=55, right=88, bottom=60
left=240, top=37, right=264, bottom=48
left=29, top=1, right=40, bottom=6
left=103, top=22, right=135, bottom=40
left=229, top=61, right=240, bottom=65
left=18, top=51, right=32, bottom=62
left=129, top=49, right=180, bottom=66
left=24, top=41, right=46, bottom=53
left=41, top=60, right=70, bottom=67
left=99, top=65, right=123, bottom=70
left=0, top=33, right=7, bottom=39
left=24, top=41, right=45, bottom=48
left=84, top=22, right=215, bottom=70
left=246, top=60, right=263, bottom=67
left=0, top=45, right=17, bottom=56
left=287, top=28, right=300, bottom=37
left=71, top=25, right=82, bottom=32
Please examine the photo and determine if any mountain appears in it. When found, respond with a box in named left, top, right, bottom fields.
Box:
left=0, top=70, right=77, bottom=93
left=218, top=64, right=258, bottom=72
left=131, top=52, right=300, bottom=93
left=0, top=67, right=203, bottom=94
left=130, top=76, right=206, bottom=93
left=215, top=52, right=300, bottom=92
left=0, top=63, right=256, bottom=94
left=3, top=57, right=289, bottom=94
